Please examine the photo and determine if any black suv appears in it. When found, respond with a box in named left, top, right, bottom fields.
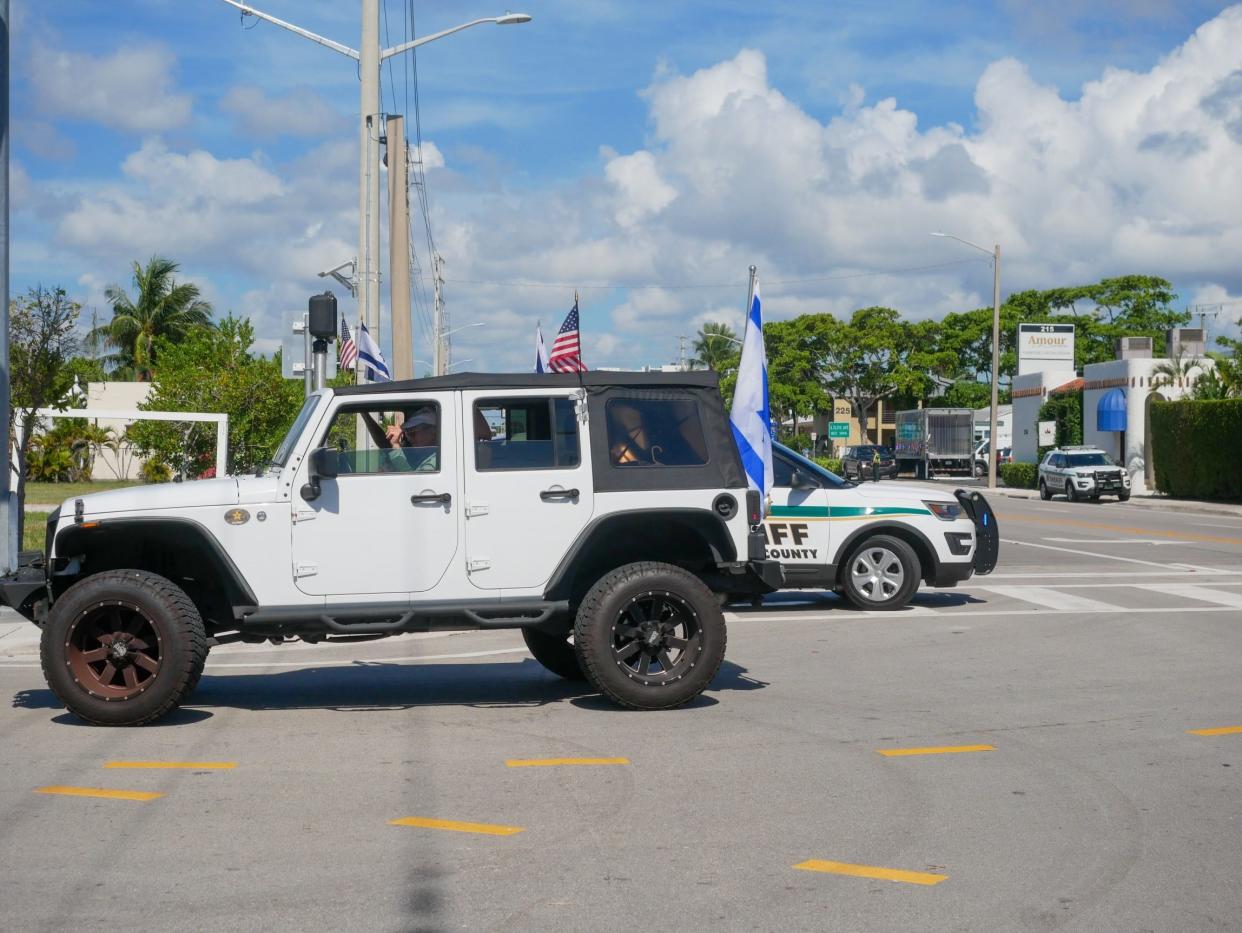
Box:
left=840, top=444, right=897, bottom=481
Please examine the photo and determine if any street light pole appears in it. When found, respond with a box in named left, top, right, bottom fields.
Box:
left=932, top=232, right=1002, bottom=490
left=219, top=2, right=530, bottom=383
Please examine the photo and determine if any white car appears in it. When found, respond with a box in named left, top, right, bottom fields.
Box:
left=760, top=443, right=998, bottom=609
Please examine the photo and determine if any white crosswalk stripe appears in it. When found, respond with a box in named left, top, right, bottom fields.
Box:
left=976, top=585, right=1123, bottom=612
left=1132, top=583, right=1242, bottom=609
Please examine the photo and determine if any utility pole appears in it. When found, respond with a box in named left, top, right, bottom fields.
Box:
left=0, top=0, right=14, bottom=572
left=432, top=253, right=446, bottom=375
left=678, top=335, right=687, bottom=371
left=218, top=3, right=531, bottom=384
left=386, top=115, right=412, bottom=381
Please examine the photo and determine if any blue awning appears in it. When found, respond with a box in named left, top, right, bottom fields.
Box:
left=1097, top=388, right=1126, bottom=432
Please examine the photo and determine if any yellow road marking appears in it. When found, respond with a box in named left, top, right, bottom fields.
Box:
left=1188, top=726, right=1242, bottom=736
left=36, top=786, right=164, bottom=802
left=877, top=744, right=995, bottom=757
left=794, top=859, right=947, bottom=885
left=996, top=511, right=1242, bottom=546
left=505, top=757, right=630, bottom=768
left=389, top=816, right=524, bottom=836
left=104, top=761, right=237, bottom=769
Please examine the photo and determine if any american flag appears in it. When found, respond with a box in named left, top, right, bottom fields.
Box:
left=548, top=296, right=587, bottom=373
left=339, top=316, right=358, bottom=370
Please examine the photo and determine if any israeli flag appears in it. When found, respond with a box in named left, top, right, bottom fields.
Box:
left=357, top=322, right=391, bottom=382
left=535, top=322, right=551, bottom=373
left=728, top=276, right=773, bottom=497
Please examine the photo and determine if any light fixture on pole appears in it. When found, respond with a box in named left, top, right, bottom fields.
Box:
left=931, top=231, right=1002, bottom=490
left=435, top=321, right=484, bottom=376
left=218, top=2, right=531, bottom=383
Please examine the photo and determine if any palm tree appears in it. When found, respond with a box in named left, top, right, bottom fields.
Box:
left=692, top=322, right=740, bottom=371
left=1150, top=345, right=1203, bottom=392
left=95, top=256, right=212, bottom=380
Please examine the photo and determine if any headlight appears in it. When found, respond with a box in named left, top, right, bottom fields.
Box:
left=924, top=500, right=962, bottom=521
left=1077, top=472, right=1094, bottom=480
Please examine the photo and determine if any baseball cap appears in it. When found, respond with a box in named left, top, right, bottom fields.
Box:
left=401, top=408, right=437, bottom=431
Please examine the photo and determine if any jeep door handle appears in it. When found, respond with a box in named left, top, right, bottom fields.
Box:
left=410, top=493, right=451, bottom=505
left=539, top=488, right=579, bottom=501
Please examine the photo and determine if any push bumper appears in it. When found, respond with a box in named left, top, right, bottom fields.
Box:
left=953, top=489, right=1000, bottom=575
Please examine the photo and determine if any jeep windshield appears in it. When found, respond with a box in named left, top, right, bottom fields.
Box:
left=1066, top=452, right=1115, bottom=467
left=272, top=396, right=319, bottom=468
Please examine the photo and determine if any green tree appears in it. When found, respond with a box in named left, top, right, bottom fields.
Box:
left=9, top=287, right=83, bottom=543
left=127, top=316, right=304, bottom=477
left=95, top=256, right=213, bottom=380
left=810, top=307, right=938, bottom=442
left=763, top=317, right=830, bottom=437
left=691, top=322, right=740, bottom=371
left=1151, top=345, right=1204, bottom=392
left=1196, top=336, right=1242, bottom=399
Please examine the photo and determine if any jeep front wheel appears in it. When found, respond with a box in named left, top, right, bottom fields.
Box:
left=41, top=570, right=208, bottom=726
left=521, top=628, right=585, bottom=681
left=574, top=562, right=726, bottom=710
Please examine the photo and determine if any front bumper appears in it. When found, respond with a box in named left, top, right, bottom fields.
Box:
left=0, top=551, right=49, bottom=623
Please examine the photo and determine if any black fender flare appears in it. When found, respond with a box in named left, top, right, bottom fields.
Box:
left=53, top=517, right=259, bottom=612
left=544, top=508, right=737, bottom=602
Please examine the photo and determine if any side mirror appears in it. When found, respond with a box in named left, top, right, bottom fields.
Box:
left=790, top=469, right=817, bottom=491
left=300, top=447, right=339, bottom=502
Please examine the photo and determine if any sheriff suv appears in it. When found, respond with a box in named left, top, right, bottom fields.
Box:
left=1, top=372, right=781, bottom=726
left=756, top=443, right=999, bottom=609
left=1038, top=446, right=1131, bottom=502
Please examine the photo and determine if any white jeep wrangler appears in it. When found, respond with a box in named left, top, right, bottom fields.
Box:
left=1, top=372, right=781, bottom=725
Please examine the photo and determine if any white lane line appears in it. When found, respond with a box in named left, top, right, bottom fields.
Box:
left=1042, top=537, right=1191, bottom=546
left=977, top=585, right=1122, bottom=612
left=730, top=605, right=1242, bottom=624
left=1001, top=538, right=1199, bottom=570
left=984, top=569, right=1242, bottom=579
left=0, top=646, right=531, bottom=670
left=982, top=581, right=1242, bottom=590
left=1133, top=583, right=1242, bottom=609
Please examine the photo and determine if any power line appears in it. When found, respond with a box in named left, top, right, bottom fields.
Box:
left=426, top=257, right=990, bottom=291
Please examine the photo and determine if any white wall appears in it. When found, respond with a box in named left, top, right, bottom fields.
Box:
left=1082, top=358, right=1212, bottom=492
left=85, top=382, right=153, bottom=480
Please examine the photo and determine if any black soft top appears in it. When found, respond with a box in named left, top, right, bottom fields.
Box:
left=334, top=370, right=721, bottom=395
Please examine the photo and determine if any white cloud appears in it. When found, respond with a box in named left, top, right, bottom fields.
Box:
left=29, top=44, right=191, bottom=133
left=220, top=85, right=343, bottom=139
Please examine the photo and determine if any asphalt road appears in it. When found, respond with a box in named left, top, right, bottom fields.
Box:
left=1, top=492, right=1240, bottom=932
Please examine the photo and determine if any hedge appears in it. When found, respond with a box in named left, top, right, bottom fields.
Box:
left=1149, top=399, right=1242, bottom=499
left=999, top=462, right=1039, bottom=489
left=812, top=456, right=843, bottom=475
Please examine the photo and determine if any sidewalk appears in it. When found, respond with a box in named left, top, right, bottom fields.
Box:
left=0, top=612, right=42, bottom=659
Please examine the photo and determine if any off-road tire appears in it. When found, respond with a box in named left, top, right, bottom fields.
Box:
left=574, top=562, right=726, bottom=710
left=522, top=628, right=585, bottom=681
left=41, top=570, right=208, bottom=726
left=1039, top=480, right=1051, bottom=501
left=840, top=534, right=921, bottom=611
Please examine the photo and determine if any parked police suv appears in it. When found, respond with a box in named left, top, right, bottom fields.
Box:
left=761, top=443, right=999, bottom=608
left=1, top=372, right=786, bottom=725
left=1037, top=446, right=1131, bottom=502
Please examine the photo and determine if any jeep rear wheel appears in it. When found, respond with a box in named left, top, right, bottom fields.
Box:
left=574, top=562, right=726, bottom=710
left=41, top=570, right=208, bottom=726
left=522, top=628, right=585, bottom=681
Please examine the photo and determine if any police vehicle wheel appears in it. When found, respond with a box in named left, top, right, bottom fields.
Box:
left=1039, top=480, right=1051, bottom=501
left=521, top=628, right=585, bottom=681
left=41, top=570, right=208, bottom=726
left=1118, top=491, right=1131, bottom=501
left=1066, top=482, right=1078, bottom=502
left=841, top=535, right=920, bottom=611
left=574, top=562, right=725, bottom=711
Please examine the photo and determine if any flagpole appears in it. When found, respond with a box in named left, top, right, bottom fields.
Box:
left=744, top=265, right=757, bottom=331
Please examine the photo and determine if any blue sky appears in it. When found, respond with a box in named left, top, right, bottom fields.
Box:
left=10, top=1, right=1242, bottom=370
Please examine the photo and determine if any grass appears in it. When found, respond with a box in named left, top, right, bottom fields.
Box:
left=23, top=512, right=49, bottom=552
left=23, top=479, right=141, bottom=503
